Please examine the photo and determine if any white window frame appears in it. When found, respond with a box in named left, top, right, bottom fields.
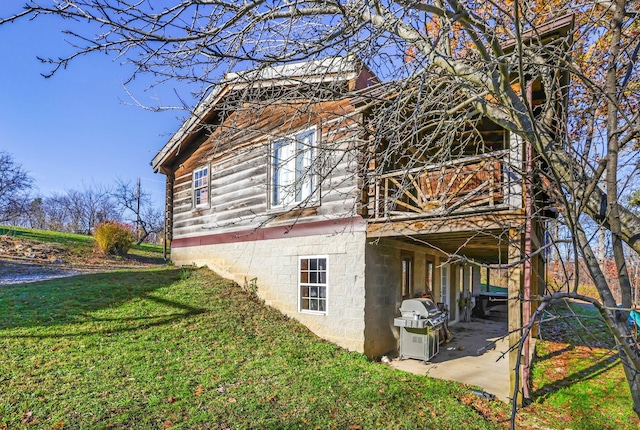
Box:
left=440, top=263, right=450, bottom=312
left=298, top=255, right=328, bottom=315
left=192, top=165, right=210, bottom=209
left=270, top=127, right=318, bottom=209
left=401, top=256, right=413, bottom=300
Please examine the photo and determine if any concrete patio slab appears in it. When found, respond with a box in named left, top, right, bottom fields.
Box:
left=389, top=317, right=512, bottom=403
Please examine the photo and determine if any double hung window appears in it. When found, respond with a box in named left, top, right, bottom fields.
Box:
left=271, top=128, right=316, bottom=208
left=193, top=166, right=209, bottom=208
left=299, top=256, right=327, bottom=314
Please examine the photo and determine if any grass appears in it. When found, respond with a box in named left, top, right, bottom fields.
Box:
left=0, top=225, right=165, bottom=264
left=0, top=225, right=94, bottom=251
left=0, top=268, right=503, bottom=429
left=1, top=226, right=637, bottom=428
left=525, top=300, right=639, bottom=429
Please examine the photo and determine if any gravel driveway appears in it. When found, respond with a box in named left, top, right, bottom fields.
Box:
left=0, top=260, right=80, bottom=285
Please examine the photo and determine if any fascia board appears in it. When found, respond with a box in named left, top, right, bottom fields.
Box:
left=151, top=83, right=232, bottom=172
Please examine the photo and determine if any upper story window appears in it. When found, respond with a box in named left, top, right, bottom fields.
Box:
left=193, top=166, right=209, bottom=208
left=271, top=128, right=316, bottom=208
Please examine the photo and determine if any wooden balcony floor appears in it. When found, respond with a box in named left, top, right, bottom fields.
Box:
left=366, top=209, right=526, bottom=263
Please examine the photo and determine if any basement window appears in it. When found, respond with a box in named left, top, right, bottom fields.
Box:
left=193, top=166, right=209, bottom=208
left=299, top=256, right=328, bottom=314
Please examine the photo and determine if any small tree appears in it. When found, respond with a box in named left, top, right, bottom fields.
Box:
left=631, top=191, right=640, bottom=209
left=23, top=197, right=47, bottom=230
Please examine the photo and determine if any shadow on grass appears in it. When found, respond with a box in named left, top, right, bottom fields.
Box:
left=539, top=301, right=615, bottom=349
left=534, top=343, right=575, bottom=362
left=0, top=269, right=204, bottom=335
left=532, top=347, right=620, bottom=402
left=533, top=300, right=623, bottom=403
left=125, top=252, right=168, bottom=265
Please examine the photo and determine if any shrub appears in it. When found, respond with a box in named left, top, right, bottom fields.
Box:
left=94, top=221, right=135, bottom=256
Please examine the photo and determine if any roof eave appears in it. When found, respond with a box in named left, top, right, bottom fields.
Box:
left=502, top=14, right=575, bottom=51
left=152, top=58, right=367, bottom=173
left=151, top=83, right=233, bottom=173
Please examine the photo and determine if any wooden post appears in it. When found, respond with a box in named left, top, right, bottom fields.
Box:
left=472, top=265, right=481, bottom=296
left=522, top=80, right=535, bottom=399
left=163, top=173, right=174, bottom=261
left=462, top=264, right=471, bottom=322
left=508, top=227, right=523, bottom=405
left=486, top=266, right=491, bottom=293
left=135, top=177, right=141, bottom=242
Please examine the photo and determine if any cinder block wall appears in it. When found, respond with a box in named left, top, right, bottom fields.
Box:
left=171, top=232, right=368, bottom=353
left=363, top=239, right=447, bottom=358
left=363, top=241, right=402, bottom=358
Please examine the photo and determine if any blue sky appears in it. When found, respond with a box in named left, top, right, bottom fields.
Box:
left=0, top=6, right=198, bottom=207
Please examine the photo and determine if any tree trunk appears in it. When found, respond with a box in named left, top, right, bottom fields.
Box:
left=618, top=322, right=640, bottom=417
left=576, top=217, right=640, bottom=415
left=136, top=230, right=150, bottom=246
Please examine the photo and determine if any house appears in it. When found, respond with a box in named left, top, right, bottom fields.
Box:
left=152, top=17, right=571, bottom=398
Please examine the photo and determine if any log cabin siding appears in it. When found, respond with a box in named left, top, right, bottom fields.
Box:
left=169, top=97, right=364, bottom=239
left=173, top=99, right=359, bottom=175
left=173, top=181, right=192, bottom=197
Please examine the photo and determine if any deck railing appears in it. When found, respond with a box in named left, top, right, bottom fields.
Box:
left=369, top=150, right=512, bottom=220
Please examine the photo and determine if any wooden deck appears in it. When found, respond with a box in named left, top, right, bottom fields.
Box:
left=365, top=150, right=525, bottom=262
left=368, top=150, right=512, bottom=221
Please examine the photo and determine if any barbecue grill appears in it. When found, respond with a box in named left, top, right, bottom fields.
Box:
left=394, top=298, right=445, bottom=362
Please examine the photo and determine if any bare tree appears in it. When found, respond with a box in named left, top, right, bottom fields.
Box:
left=31, top=185, right=118, bottom=234
left=112, top=178, right=163, bottom=244
left=25, top=197, right=47, bottom=229
left=64, top=184, right=118, bottom=234
left=41, top=193, right=73, bottom=232
left=3, top=0, right=640, bottom=415
left=0, top=150, right=33, bottom=224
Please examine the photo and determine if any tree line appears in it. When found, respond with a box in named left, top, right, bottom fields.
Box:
left=0, top=150, right=163, bottom=244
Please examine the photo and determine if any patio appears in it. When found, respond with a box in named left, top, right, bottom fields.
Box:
left=389, top=317, right=511, bottom=402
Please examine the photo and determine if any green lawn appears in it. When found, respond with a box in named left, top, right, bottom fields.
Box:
left=0, top=268, right=502, bottom=429
left=0, top=225, right=94, bottom=250
left=1, top=233, right=637, bottom=429
left=527, top=301, right=639, bottom=429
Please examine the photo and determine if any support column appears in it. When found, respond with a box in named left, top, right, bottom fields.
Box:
left=508, top=228, right=523, bottom=405
left=434, top=262, right=442, bottom=303
left=462, top=265, right=471, bottom=322
left=486, top=266, right=491, bottom=293
left=472, top=266, right=481, bottom=319
left=163, top=173, right=174, bottom=261
left=472, top=266, right=481, bottom=296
